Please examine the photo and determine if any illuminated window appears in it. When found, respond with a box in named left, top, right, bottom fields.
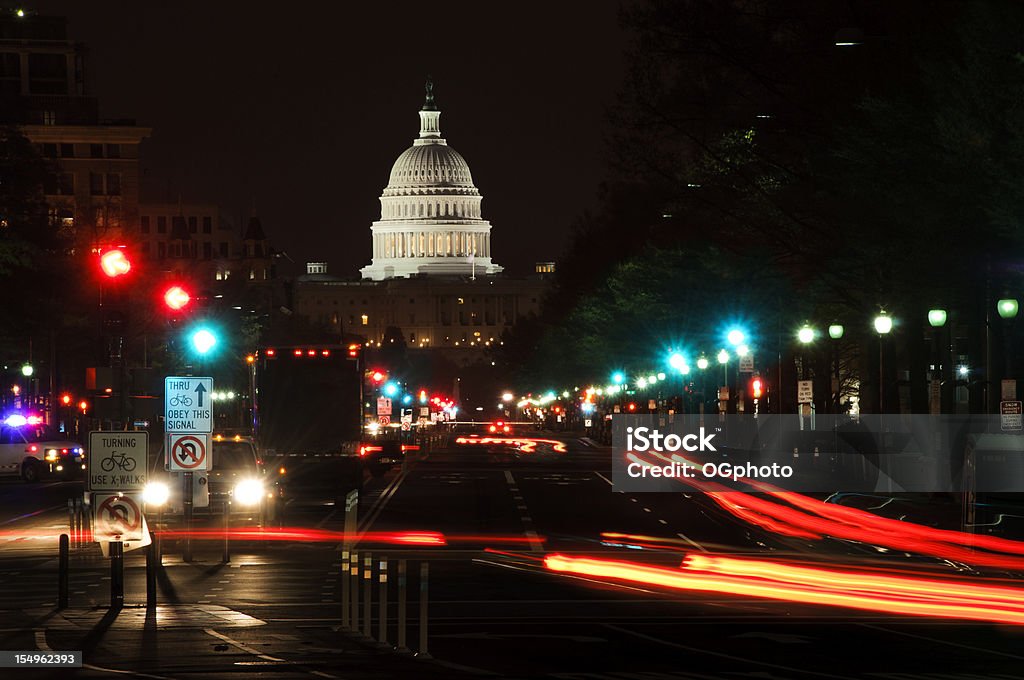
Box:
left=457, top=297, right=464, bottom=305
left=361, top=314, right=368, bottom=326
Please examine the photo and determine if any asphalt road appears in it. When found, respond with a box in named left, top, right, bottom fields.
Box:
left=1, top=433, right=1024, bottom=678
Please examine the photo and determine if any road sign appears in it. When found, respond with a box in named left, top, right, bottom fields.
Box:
left=401, top=421, right=411, bottom=431
left=377, top=397, right=392, bottom=416
left=584, top=419, right=593, bottom=428
left=739, top=355, right=754, bottom=373
left=164, top=376, right=213, bottom=433
left=93, top=493, right=144, bottom=542
left=401, top=413, right=412, bottom=424
left=797, top=380, right=814, bottom=404
left=168, top=433, right=210, bottom=471
left=88, top=431, right=148, bottom=491
left=1000, top=401, right=1022, bottom=431
left=420, top=407, right=430, bottom=417
left=1003, top=380, right=1018, bottom=401
left=379, top=415, right=391, bottom=426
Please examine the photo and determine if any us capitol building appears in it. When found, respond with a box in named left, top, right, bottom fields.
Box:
left=294, top=81, right=552, bottom=359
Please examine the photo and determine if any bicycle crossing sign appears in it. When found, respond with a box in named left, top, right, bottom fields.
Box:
left=167, top=433, right=210, bottom=471
left=88, top=431, right=148, bottom=491
left=93, top=493, right=144, bottom=541
left=164, top=376, right=214, bottom=434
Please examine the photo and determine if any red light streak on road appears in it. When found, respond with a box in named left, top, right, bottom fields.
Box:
left=455, top=436, right=567, bottom=453
left=628, top=450, right=1024, bottom=570
left=544, top=553, right=1024, bottom=625
left=149, top=528, right=545, bottom=546
left=683, top=554, right=1024, bottom=608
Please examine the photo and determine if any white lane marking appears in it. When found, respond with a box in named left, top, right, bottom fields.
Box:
left=593, top=471, right=613, bottom=485
left=658, top=519, right=668, bottom=525
left=676, top=532, right=708, bottom=553
left=504, top=470, right=542, bottom=552
left=604, top=625, right=855, bottom=679
left=204, top=627, right=283, bottom=662
left=357, top=468, right=408, bottom=537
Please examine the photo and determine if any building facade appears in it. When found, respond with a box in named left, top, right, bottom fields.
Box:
left=296, top=81, right=548, bottom=360
left=1, top=11, right=150, bottom=252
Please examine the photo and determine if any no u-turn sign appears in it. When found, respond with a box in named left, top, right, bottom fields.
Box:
left=167, top=433, right=210, bottom=471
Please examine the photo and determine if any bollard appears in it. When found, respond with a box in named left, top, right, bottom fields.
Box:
left=378, top=557, right=388, bottom=645
left=417, top=562, right=430, bottom=658
left=341, top=550, right=351, bottom=629
left=397, top=559, right=408, bottom=651
left=350, top=552, right=360, bottom=635
left=146, top=532, right=157, bottom=608
left=363, top=553, right=373, bottom=638
left=58, top=534, right=69, bottom=610
left=110, top=541, right=124, bottom=609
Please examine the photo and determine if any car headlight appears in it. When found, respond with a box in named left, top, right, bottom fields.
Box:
left=233, top=479, right=264, bottom=506
left=142, top=481, right=170, bottom=507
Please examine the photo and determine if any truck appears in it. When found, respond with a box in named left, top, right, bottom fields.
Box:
left=252, top=343, right=370, bottom=501
left=253, top=343, right=364, bottom=457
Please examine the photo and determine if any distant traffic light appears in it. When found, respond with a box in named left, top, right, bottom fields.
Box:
left=60, top=393, right=72, bottom=406
left=627, top=402, right=637, bottom=412
left=99, top=249, right=131, bottom=278
left=163, top=285, right=191, bottom=311
left=370, top=371, right=386, bottom=383
left=750, top=376, right=764, bottom=399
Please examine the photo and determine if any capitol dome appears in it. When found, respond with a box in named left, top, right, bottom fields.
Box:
left=387, top=144, right=474, bottom=189
left=361, top=79, right=502, bottom=281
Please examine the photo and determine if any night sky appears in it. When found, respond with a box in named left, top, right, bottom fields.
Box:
left=33, top=1, right=626, bottom=277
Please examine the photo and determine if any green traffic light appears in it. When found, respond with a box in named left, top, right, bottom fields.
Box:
left=191, top=328, right=217, bottom=355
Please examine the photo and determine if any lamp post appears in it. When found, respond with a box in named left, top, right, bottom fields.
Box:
left=797, top=324, right=816, bottom=418
left=717, top=349, right=730, bottom=414
left=696, top=355, right=709, bottom=421
left=997, top=298, right=1019, bottom=401
left=928, top=309, right=947, bottom=415
left=828, top=324, right=844, bottom=413
left=874, top=311, right=893, bottom=413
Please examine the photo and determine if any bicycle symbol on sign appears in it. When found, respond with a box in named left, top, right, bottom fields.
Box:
left=100, top=451, right=137, bottom=472
left=169, top=393, right=193, bottom=407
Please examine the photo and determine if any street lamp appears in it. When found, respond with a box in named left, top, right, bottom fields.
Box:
left=874, top=311, right=893, bottom=413
left=927, top=309, right=947, bottom=414
left=828, top=324, right=845, bottom=340
left=20, top=364, right=33, bottom=377
left=727, top=329, right=745, bottom=347
left=797, top=324, right=816, bottom=345
left=997, top=299, right=1019, bottom=320
left=696, top=356, right=709, bottom=371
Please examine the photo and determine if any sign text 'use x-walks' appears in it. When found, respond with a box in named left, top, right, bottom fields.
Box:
left=165, top=376, right=213, bottom=433
left=89, top=431, right=148, bottom=491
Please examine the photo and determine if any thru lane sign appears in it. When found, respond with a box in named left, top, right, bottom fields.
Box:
left=165, top=376, right=214, bottom=433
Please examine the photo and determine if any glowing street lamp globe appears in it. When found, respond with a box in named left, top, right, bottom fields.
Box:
left=874, top=312, right=893, bottom=335
left=797, top=325, right=816, bottom=344
left=927, top=309, right=947, bottom=328
left=997, top=299, right=1019, bottom=320
left=828, top=323, right=845, bottom=339
left=717, top=349, right=729, bottom=364
left=697, top=356, right=709, bottom=370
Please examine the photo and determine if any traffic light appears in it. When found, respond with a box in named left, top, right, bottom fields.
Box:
left=370, top=370, right=386, bottom=384
left=627, top=402, right=637, bottom=412
left=163, top=285, right=191, bottom=311
left=60, top=393, right=72, bottom=406
left=750, top=376, right=764, bottom=399
left=190, top=328, right=217, bottom=355
left=99, top=248, right=131, bottom=278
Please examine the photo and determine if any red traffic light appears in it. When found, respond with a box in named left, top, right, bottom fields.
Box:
left=60, top=393, right=72, bottom=406
left=627, top=402, right=637, bottom=412
left=163, top=285, right=190, bottom=311
left=371, top=370, right=386, bottom=383
left=99, top=249, right=131, bottom=278
left=751, top=377, right=764, bottom=399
